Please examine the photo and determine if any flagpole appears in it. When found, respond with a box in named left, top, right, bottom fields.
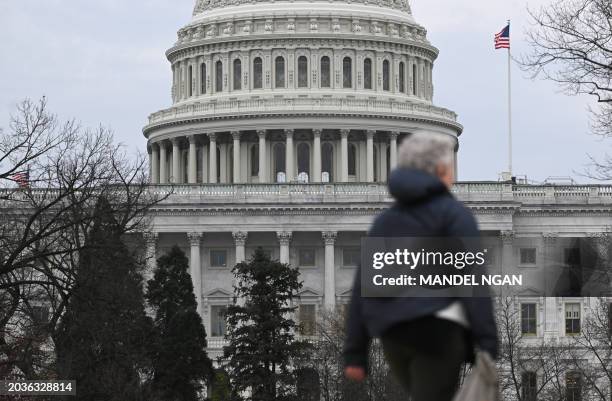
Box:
left=507, top=20, right=513, bottom=176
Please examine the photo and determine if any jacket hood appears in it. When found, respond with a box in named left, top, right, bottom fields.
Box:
left=388, top=168, right=448, bottom=204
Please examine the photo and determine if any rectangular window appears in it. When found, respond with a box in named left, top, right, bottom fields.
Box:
left=521, top=303, right=537, bottom=335
left=566, top=371, right=582, bottom=401
left=210, top=305, right=228, bottom=337
left=522, top=371, right=537, bottom=401
left=565, top=303, right=581, bottom=335
left=210, top=249, right=228, bottom=268
left=342, top=248, right=360, bottom=267
left=520, top=248, right=537, bottom=265
left=298, top=304, right=316, bottom=336
left=299, top=248, right=316, bottom=267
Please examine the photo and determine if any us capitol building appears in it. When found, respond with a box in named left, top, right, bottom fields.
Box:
left=143, top=0, right=612, bottom=387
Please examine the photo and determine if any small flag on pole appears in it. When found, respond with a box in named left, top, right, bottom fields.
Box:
left=494, top=24, right=510, bottom=49
left=12, top=171, right=29, bottom=188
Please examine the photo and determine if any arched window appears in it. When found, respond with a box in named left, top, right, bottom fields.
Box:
left=275, top=56, right=285, bottom=88
left=215, top=60, right=223, bottom=92
left=200, top=63, right=207, bottom=94
left=188, top=66, right=193, bottom=97
left=348, top=143, right=357, bottom=176
left=253, top=57, right=263, bottom=89
left=251, top=145, right=259, bottom=177
left=343, top=57, right=352, bottom=88
left=298, top=56, right=308, bottom=88
left=322, top=143, right=333, bottom=181
left=297, top=143, right=310, bottom=176
left=233, top=59, right=242, bottom=90
left=273, top=143, right=286, bottom=178
left=320, top=56, right=331, bottom=88
left=399, top=61, right=405, bottom=93
left=382, top=60, right=390, bottom=91
left=412, top=64, right=417, bottom=95
left=363, top=58, right=372, bottom=89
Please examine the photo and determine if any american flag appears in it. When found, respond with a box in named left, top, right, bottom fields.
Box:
left=495, top=24, right=510, bottom=49
left=12, top=171, right=29, bottom=188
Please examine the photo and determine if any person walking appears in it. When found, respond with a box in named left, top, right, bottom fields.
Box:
left=343, top=132, right=498, bottom=401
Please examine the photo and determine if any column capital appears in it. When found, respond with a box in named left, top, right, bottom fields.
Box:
left=171, top=137, right=181, bottom=145
left=366, top=130, right=375, bottom=139
left=322, top=231, right=337, bottom=245
left=233, top=231, right=248, bottom=246
left=284, top=128, right=294, bottom=138
left=151, top=142, right=160, bottom=150
left=188, top=134, right=198, bottom=144
left=143, top=232, right=158, bottom=244
left=542, top=232, right=559, bottom=245
left=313, top=129, right=322, bottom=137
left=231, top=131, right=241, bottom=140
left=207, top=132, right=217, bottom=141
left=500, top=230, right=515, bottom=244
left=187, top=231, right=203, bottom=246
left=257, top=129, right=267, bottom=139
left=389, top=131, right=400, bottom=139
left=340, top=129, right=350, bottom=138
left=277, top=231, right=293, bottom=245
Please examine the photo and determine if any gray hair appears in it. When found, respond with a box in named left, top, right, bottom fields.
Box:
left=397, top=132, right=456, bottom=175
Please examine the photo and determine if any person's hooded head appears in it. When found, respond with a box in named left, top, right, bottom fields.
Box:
left=389, top=132, right=456, bottom=204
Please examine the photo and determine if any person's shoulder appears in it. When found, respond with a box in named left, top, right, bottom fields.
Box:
left=437, top=193, right=479, bottom=235
left=368, top=204, right=401, bottom=236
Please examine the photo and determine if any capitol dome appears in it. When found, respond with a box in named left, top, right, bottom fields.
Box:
left=144, top=0, right=462, bottom=185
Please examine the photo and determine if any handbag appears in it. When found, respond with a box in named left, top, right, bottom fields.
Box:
left=452, top=352, right=500, bottom=401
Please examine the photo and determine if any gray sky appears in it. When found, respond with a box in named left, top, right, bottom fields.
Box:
left=0, top=0, right=607, bottom=183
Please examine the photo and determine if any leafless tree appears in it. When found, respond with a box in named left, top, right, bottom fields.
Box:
left=0, top=98, right=166, bottom=379
left=521, top=0, right=612, bottom=177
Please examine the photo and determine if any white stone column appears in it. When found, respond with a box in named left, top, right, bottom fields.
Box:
left=277, top=231, right=292, bottom=264
left=188, top=232, right=203, bottom=314
left=323, top=231, right=337, bottom=308
left=313, top=129, right=322, bottom=183
left=366, top=130, right=375, bottom=182
left=159, top=141, right=168, bottom=184
left=500, top=230, right=514, bottom=276
left=390, top=131, right=399, bottom=170
left=188, top=135, right=197, bottom=184
left=208, top=133, right=217, bottom=184
left=171, top=138, right=181, bottom=183
left=233, top=231, right=247, bottom=263
left=143, top=232, right=158, bottom=283
left=285, top=129, right=294, bottom=182
left=340, top=129, right=349, bottom=182
left=201, top=143, right=208, bottom=184
left=151, top=143, right=160, bottom=184
left=258, top=129, right=267, bottom=183
left=232, top=131, right=241, bottom=184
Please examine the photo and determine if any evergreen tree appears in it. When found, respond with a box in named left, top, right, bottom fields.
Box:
left=55, top=197, right=153, bottom=401
left=223, top=248, right=310, bottom=401
left=146, top=245, right=213, bottom=401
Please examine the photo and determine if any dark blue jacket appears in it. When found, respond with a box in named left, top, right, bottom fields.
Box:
left=343, top=168, right=498, bottom=369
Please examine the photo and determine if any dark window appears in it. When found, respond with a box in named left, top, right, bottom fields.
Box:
left=299, top=248, right=316, bottom=266
left=565, top=248, right=581, bottom=265
left=320, top=56, right=331, bottom=88
left=322, top=143, right=333, bottom=181
left=566, top=371, right=582, bottom=401
left=565, top=303, right=581, bottom=335
left=215, top=60, right=223, bottom=92
left=251, top=145, right=259, bottom=176
left=188, top=65, right=193, bottom=96
left=364, top=58, right=372, bottom=89
left=210, top=249, right=227, bottom=267
left=343, top=248, right=360, bottom=267
left=298, top=304, right=316, bottom=335
left=522, top=371, right=537, bottom=401
left=520, top=248, right=537, bottom=265
left=348, top=143, right=357, bottom=176
left=200, top=63, right=207, bottom=94
left=343, top=57, right=352, bottom=88
left=412, top=63, right=417, bottom=95
left=298, top=56, right=308, bottom=88
left=274, top=143, right=286, bottom=178
left=233, top=59, right=242, bottom=90
left=297, top=143, right=310, bottom=176
left=211, top=305, right=227, bottom=337
left=521, top=303, right=537, bottom=335
left=275, top=56, right=285, bottom=88
left=253, top=57, right=263, bottom=89
left=383, top=60, right=390, bottom=91
left=399, top=61, right=405, bottom=93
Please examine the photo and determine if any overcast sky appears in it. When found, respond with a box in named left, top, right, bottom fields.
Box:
left=0, top=0, right=607, bottom=183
